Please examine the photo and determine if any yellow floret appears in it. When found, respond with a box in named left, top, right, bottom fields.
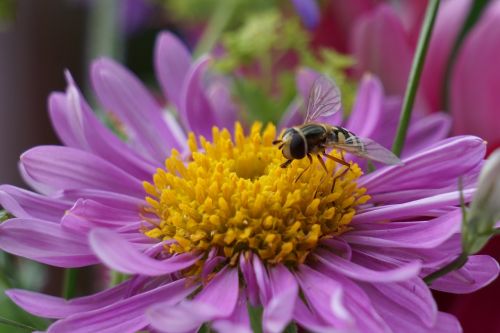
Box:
left=143, top=122, right=368, bottom=266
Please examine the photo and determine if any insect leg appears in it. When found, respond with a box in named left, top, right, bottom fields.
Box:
left=331, top=166, right=351, bottom=192
left=324, top=152, right=351, bottom=192
left=295, top=154, right=313, bottom=182
left=323, top=153, right=350, bottom=167
left=272, top=140, right=283, bottom=145
left=316, top=155, right=328, bottom=173
left=281, top=159, right=293, bottom=168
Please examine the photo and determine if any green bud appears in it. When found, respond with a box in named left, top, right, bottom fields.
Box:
left=462, top=149, right=500, bottom=254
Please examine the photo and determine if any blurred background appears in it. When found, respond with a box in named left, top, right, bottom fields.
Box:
left=0, top=0, right=499, bottom=332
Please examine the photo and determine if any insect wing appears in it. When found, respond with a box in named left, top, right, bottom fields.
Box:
left=339, top=137, right=403, bottom=165
left=304, top=75, right=342, bottom=123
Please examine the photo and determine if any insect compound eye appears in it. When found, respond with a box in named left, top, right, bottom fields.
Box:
left=282, top=128, right=294, bottom=140
left=290, top=133, right=306, bottom=159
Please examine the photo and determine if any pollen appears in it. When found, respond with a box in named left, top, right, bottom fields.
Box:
left=143, top=122, right=369, bottom=266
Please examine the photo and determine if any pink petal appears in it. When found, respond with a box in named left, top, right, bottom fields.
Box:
left=360, top=136, right=486, bottom=194
left=428, top=255, right=499, bottom=293
left=362, top=284, right=457, bottom=333
left=89, top=228, right=198, bottom=276
left=315, top=264, right=391, bottom=333
left=295, top=265, right=352, bottom=329
left=345, top=74, right=384, bottom=137
left=147, top=268, right=239, bottom=333
left=239, top=253, right=259, bottom=306
left=212, top=293, right=252, bottom=333
left=48, top=279, right=197, bottom=333
left=180, top=56, right=217, bottom=139
left=350, top=4, right=412, bottom=95
left=0, top=218, right=97, bottom=267
left=403, top=112, right=452, bottom=156
left=315, top=248, right=421, bottom=282
left=154, top=31, right=192, bottom=110
left=57, top=188, right=144, bottom=212
left=432, top=313, right=462, bottom=333
left=20, top=146, right=144, bottom=198
left=373, top=278, right=437, bottom=327
left=48, top=92, right=86, bottom=149
left=296, top=67, right=320, bottom=102
left=61, top=199, right=141, bottom=233
left=49, top=72, right=157, bottom=180
left=346, top=209, right=462, bottom=249
left=91, top=58, right=184, bottom=162
left=293, top=298, right=335, bottom=333
left=6, top=280, right=131, bottom=319
left=206, top=77, right=238, bottom=130
left=353, top=190, right=474, bottom=224
left=263, top=265, right=298, bottom=333
left=278, top=99, right=303, bottom=129
left=0, top=185, right=69, bottom=221
left=421, top=0, right=471, bottom=111
left=252, top=254, right=271, bottom=305
left=450, top=0, right=500, bottom=147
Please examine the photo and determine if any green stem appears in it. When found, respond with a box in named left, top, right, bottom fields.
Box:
left=391, top=0, right=441, bottom=157
left=423, top=252, right=468, bottom=285
left=193, top=0, right=238, bottom=57
left=86, top=0, right=123, bottom=61
left=0, top=316, right=37, bottom=332
left=85, top=0, right=123, bottom=104
left=458, top=177, right=468, bottom=223
left=0, top=252, right=14, bottom=288
left=62, top=268, right=78, bottom=299
left=442, top=0, right=490, bottom=109
left=247, top=304, right=263, bottom=333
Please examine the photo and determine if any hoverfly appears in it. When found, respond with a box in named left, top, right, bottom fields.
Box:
left=273, top=75, right=402, bottom=175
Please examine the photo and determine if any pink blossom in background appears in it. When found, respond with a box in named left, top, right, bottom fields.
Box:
left=450, top=0, right=500, bottom=152
left=355, top=1, right=500, bottom=147
left=313, top=0, right=500, bottom=151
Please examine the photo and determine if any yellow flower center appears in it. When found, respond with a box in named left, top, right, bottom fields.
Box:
left=143, top=122, right=369, bottom=266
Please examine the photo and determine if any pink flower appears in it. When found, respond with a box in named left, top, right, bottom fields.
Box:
left=0, top=31, right=497, bottom=333
left=349, top=0, right=500, bottom=150
left=449, top=0, right=500, bottom=152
